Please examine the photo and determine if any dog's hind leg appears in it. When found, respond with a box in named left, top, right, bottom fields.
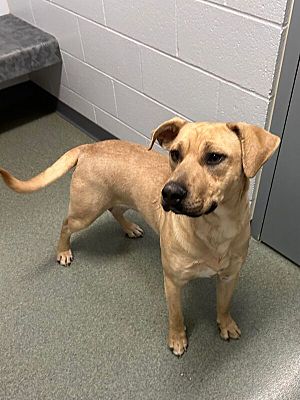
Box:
left=57, top=209, right=105, bottom=266
left=57, top=217, right=75, bottom=266
left=57, top=181, right=109, bottom=266
left=110, top=206, right=144, bottom=238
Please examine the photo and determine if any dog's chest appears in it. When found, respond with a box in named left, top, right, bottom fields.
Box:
left=185, top=262, right=218, bottom=279
left=180, top=248, right=232, bottom=278
left=163, top=207, right=246, bottom=282
left=174, top=223, right=238, bottom=280
left=195, top=214, right=238, bottom=253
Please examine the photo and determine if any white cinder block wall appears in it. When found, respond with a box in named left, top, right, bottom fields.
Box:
left=0, top=0, right=9, bottom=15
left=7, top=0, right=292, bottom=201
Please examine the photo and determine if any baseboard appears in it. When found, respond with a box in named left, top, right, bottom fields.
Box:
left=56, top=100, right=116, bottom=142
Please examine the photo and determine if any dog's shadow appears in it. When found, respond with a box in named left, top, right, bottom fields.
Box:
left=182, top=277, right=216, bottom=335
left=72, top=219, right=133, bottom=258
left=72, top=213, right=160, bottom=261
left=28, top=211, right=161, bottom=280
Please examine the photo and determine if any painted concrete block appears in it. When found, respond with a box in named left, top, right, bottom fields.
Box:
left=141, top=47, right=219, bottom=121
left=78, top=18, right=142, bottom=90
left=62, top=52, right=116, bottom=115
left=52, top=0, right=105, bottom=24
left=59, top=85, right=96, bottom=122
left=114, top=81, right=176, bottom=138
left=31, top=0, right=84, bottom=59
left=104, top=0, right=176, bottom=55
left=7, top=0, right=35, bottom=23
left=177, top=0, right=282, bottom=97
left=217, top=82, right=269, bottom=126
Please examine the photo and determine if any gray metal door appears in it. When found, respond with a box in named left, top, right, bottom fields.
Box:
left=260, top=58, right=300, bottom=265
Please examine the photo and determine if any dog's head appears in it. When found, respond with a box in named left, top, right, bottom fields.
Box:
left=149, top=118, right=280, bottom=217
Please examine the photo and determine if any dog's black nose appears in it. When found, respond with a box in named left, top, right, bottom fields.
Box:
left=162, top=182, right=187, bottom=210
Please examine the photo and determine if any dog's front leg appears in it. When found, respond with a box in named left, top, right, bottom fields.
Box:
left=163, top=273, right=187, bottom=356
left=216, top=271, right=241, bottom=340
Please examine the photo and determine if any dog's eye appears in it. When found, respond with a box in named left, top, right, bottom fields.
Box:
left=170, top=149, right=181, bottom=163
left=205, top=152, right=226, bottom=165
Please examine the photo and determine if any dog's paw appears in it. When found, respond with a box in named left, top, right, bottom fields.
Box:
left=168, top=329, right=188, bottom=357
left=57, top=250, right=73, bottom=267
left=125, top=223, right=144, bottom=238
left=218, top=315, right=241, bottom=340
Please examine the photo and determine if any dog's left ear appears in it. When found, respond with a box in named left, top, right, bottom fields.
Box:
left=148, top=117, right=187, bottom=150
left=227, top=123, right=281, bottom=178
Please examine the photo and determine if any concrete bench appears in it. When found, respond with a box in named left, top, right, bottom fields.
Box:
left=0, top=14, right=61, bottom=84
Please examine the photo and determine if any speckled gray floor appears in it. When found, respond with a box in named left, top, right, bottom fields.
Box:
left=1, top=112, right=299, bottom=400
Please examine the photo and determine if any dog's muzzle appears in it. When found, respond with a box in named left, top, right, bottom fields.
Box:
left=161, top=182, right=218, bottom=217
left=161, top=181, right=187, bottom=213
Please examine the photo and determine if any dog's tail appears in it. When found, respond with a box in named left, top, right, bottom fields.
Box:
left=0, top=146, right=82, bottom=193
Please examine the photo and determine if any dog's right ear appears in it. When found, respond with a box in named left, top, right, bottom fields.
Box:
left=148, top=117, right=187, bottom=150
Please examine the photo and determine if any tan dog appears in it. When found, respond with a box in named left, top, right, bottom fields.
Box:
left=0, top=119, right=280, bottom=356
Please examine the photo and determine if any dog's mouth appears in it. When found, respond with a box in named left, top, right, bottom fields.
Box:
left=162, top=201, right=218, bottom=218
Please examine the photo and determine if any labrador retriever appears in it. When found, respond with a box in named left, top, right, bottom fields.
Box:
left=0, top=119, right=280, bottom=356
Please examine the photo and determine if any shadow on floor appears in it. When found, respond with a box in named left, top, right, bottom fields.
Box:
left=0, top=81, right=57, bottom=134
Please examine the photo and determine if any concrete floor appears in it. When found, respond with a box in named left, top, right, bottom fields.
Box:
left=0, top=112, right=299, bottom=400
